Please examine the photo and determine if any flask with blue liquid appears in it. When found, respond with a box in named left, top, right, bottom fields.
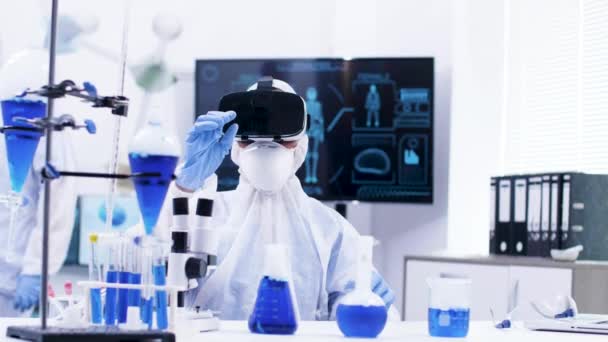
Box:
left=0, top=48, right=48, bottom=264
left=336, top=235, right=388, bottom=338
left=427, top=275, right=472, bottom=338
left=128, top=108, right=180, bottom=237
left=248, top=244, right=300, bottom=335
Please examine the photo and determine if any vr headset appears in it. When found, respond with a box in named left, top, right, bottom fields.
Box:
left=218, top=76, right=308, bottom=141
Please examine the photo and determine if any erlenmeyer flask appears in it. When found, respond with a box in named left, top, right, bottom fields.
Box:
left=248, top=243, right=299, bottom=335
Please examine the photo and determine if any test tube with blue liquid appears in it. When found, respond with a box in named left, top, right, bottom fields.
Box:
left=336, top=235, right=388, bottom=338
left=139, top=238, right=155, bottom=328
left=248, top=244, right=300, bottom=335
left=152, top=243, right=169, bottom=330
left=88, top=233, right=103, bottom=324
left=426, top=276, right=472, bottom=338
left=117, top=236, right=131, bottom=323
left=128, top=238, right=142, bottom=309
left=104, top=237, right=120, bottom=325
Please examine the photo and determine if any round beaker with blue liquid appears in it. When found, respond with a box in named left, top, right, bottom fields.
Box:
left=427, top=275, right=472, bottom=338
left=336, top=235, right=388, bottom=338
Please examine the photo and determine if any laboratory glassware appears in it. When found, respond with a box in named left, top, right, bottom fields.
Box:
left=336, top=235, right=388, bottom=338
left=248, top=243, right=299, bottom=335
left=128, top=112, right=179, bottom=236
left=427, top=275, right=472, bottom=337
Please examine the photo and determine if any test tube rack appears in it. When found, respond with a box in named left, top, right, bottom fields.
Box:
left=6, top=280, right=183, bottom=342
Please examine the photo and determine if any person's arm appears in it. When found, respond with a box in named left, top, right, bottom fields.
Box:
left=21, top=134, right=77, bottom=276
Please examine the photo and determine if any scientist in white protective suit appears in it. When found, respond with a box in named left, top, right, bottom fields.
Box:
left=0, top=38, right=78, bottom=316
left=0, top=130, right=77, bottom=317
left=174, top=77, right=397, bottom=320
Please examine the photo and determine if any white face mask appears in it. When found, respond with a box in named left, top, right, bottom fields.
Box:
left=239, top=142, right=295, bottom=193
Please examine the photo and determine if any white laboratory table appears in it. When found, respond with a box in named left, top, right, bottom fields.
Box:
left=0, top=319, right=605, bottom=341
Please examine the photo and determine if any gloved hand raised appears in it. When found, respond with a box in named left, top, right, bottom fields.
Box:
left=176, top=111, right=238, bottom=192
left=13, top=274, right=41, bottom=312
left=372, top=270, right=395, bottom=308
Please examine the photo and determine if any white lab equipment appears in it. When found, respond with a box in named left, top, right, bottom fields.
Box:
left=531, top=295, right=578, bottom=319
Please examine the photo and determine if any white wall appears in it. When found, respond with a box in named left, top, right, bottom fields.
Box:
left=0, top=0, right=456, bottom=319
left=447, top=0, right=505, bottom=254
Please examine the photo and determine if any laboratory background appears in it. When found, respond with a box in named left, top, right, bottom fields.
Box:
left=1, top=0, right=608, bottom=341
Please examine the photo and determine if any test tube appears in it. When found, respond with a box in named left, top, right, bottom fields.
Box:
left=88, top=233, right=102, bottom=324
left=117, top=236, right=131, bottom=323
left=128, top=238, right=142, bottom=308
left=140, top=240, right=154, bottom=328
left=153, top=244, right=168, bottom=330
left=5, top=195, right=22, bottom=264
left=104, top=237, right=119, bottom=325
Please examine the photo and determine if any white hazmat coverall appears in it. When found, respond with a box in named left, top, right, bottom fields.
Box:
left=179, top=135, right=397, bottom=320
left=0, top=132, right=77, bottom=316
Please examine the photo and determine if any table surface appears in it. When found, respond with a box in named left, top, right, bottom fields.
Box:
left=0, top=319, right=606, bottom=341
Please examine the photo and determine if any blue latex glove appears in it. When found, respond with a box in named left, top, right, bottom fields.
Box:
left=372, top=270, right=395, bottom=308
left=328, top=271, right=395, bottom=314
left=176, top=111, right=238, bottom=191
left=13, top=275, right=41, bottom=312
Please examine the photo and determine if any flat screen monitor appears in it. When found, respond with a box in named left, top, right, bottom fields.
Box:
left=195, top=58, right=434, bottom=203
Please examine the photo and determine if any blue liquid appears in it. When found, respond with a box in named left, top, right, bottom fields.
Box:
left=90, top=288, right=102, bottom=324
left=117, top=271, right=130, bottom=323
left=1, top=99, right=45, bottom=193
left=153, top=264, right=168, bottom=330
left=428, top=308, right=470, bottom=338
left=128, top=272, right=142, bottom=306
left=248, top=276, right=298, bottom=335
left=336, top=304, right=388, bottom=338
left=128, top=153, right=178, bottom=235
left=104, top=270, right=119, bottom=325
left=141, top=297, right=153, bottom=328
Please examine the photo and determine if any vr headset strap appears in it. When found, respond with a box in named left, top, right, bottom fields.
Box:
left=257, top=76, right=275, bottom=91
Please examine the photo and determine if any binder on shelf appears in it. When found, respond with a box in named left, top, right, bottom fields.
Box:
left=549, top=175, right=561, bottom=251
left=489, top=178, right=497, bottom=254
left=560, top=174, right=571, bottom=248
left=496, top=177, right=512, bottom=255
left=511, top=177, right=527, bottom=255
left=539, top=175, right=551, bottom=257
left=526, top=176, right=543, bottom=256
left=490, top=172, right=608, bottom=260
left=560, top=173, right=608, bottom=260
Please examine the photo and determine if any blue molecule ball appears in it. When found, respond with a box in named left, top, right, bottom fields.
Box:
left=98, top=203, right=127, bottom=227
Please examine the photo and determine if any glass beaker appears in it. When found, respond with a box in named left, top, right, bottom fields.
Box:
left=248, top=244, right=299, bottom=335
left=427, top=275, right=472, bottom=338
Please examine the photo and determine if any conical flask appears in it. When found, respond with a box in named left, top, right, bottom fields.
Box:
left=128, top=111, right=179, bottom=235
left=336, top=235, right=388, bottom=338
left=248, top=243, right=300, bottom=335
left=0, top=49, right=48, bottom=193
